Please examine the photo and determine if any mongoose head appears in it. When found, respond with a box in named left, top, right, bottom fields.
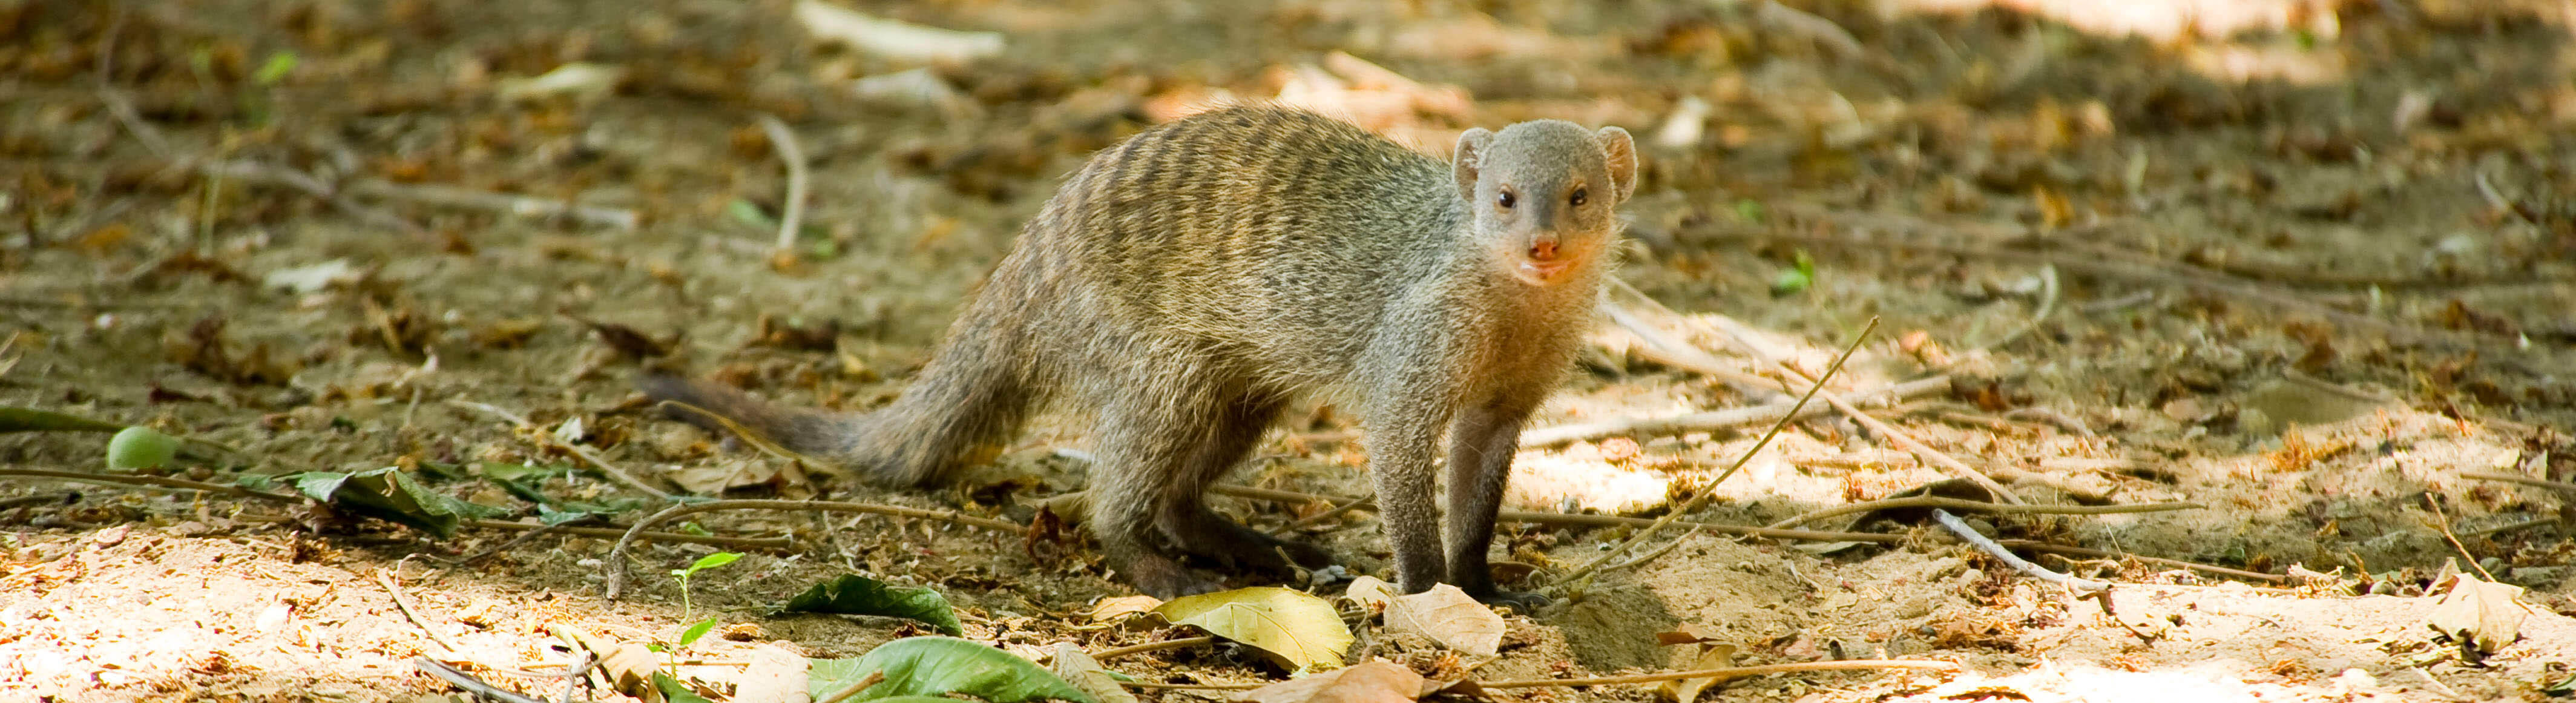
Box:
left=1453, top=120, right=1638, bottom=286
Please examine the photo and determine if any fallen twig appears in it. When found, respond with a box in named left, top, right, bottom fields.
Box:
left=1765, top=496, right=2203, bottom=530
left=0, top=492, right=77, bottom=511
left=1520, top=376, right=1949, bottom=447
left=0, top=468, right=298, bottom=503
left=2002, top=407, right=2095, bottom=437
left=1933, top=508, right=2107, bottom=592
left=1611, top=279, right=2023, bottom=503
left=1092, top=635, right=1218, bottom=662
left=603, top=498, right=1024, bottom=599
left=448, top=400, right=674, bottom=501
left=2462, top=470, right=2576, bottom=497
left=1206, top=484, right=1902, bottom=544
left=1599, top=303, right=1790, bottom=398
left=1549, top=317, right=1876, bottom=593
left=414, top=659, right=547, bottom=703
left=378, top=568, right=466, bottom=654
left=2462, top=517, right=2561, bottom=538
left=2420, top=495, right=2497, bottom=582
left=1996, top=540, right=2285, bottom=583
left=757, top=114, right=811, bottom=251
left=345, top=179, right=639, bottom=230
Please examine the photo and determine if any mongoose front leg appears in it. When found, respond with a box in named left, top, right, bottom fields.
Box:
left=1445, top=399, right=1546, bottom=610
left=1364, top=389, right=1454, bottom=593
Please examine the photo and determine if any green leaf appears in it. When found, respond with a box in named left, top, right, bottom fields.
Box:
left=0, top=406, right=125, bottom=433
left=776, top=574, right=964, bottom=636
left=728, top=199, right=778, bottom=230
left=678, top=617, right=721, bottom=649
left=650, top=672, right=717, bottom=703
left=253, top=51, right=298, bottom=85
left=807, top=637, right=1094, bottom=703
left=1152, top=587, right=1352, bottom=670
left=682, top=552, right=744, bottom=578
left=105, top=426, right=182, bottom=470
left=1733, top=198, right=1766, bottom=224
left=276, top=467, right=502, bottom=538
left=1769, top=250, right=1815, bottom=295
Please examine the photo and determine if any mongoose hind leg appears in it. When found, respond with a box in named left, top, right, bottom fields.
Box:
left=1085, top=377, right=1234, bottom=598
left=1155, top=395, right=1333, bottom=577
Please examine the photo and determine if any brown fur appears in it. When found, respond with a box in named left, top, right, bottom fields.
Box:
left=645, top=106, right=1637, bottom=604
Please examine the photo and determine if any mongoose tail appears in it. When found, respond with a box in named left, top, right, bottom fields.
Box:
left=639, top=299, right=1038, bottom=489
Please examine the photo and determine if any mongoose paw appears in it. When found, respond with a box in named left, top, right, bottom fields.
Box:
left=1126, top=558, right=1225, bottom=599
left=1470, top=588, right=1551, bottom=613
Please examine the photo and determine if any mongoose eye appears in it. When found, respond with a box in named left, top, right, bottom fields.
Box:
left=1569, top=188, right=1588, bottom=207
left=1496, top=191, right=1516, bottom=209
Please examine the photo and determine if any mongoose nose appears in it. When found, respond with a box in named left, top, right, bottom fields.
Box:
left=1529, top=240, right=1560, bottom=262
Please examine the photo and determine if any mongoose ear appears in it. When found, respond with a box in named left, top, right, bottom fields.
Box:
left=1597, top=126, right=1638, bottom=203
left=1453, top=127, right=1494, bottom=203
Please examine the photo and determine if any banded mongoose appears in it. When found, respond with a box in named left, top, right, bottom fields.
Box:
left=645, top=105, right=1636, bottom=605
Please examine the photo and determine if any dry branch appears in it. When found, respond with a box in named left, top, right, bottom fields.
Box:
left=1519, top=375, right=1949, bottom=447
left=1549, top=317, right=1876, bottom=592
left=1933, top=509, right=2108, bottom=592
left=1765, top=496, right=2203, bottom=530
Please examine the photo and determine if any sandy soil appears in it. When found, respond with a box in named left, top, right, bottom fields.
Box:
left=4, top=0, right=2573, bottom=701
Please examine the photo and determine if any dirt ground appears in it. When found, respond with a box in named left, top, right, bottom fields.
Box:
left=5, top=0, right=2575, bottom=701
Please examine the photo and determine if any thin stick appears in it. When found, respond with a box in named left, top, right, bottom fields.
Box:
left=1994, top=540, right=2285, bottom=583
left=345, top=180, right=638, bottom=230
left=1765, top=497, right=2203, bottom=530
left=1933, top=509, right=2107, bottom=592
left=1275, top=494, right=1371, bottom=535
left=815, top=671, right=886, bottom=703
left=757, top=114, right=810, bottom=252
left=1205, top=484, right=1904, bottom=544
left=378, top=569, right=467, bottom=654
left=2462, top=517, right=2560, bottom=538
left=1482, top=659, right=1958, bottom=688
left=603, top=498, right=1024, bottom=599
left=1612, top=280, right=2022, bottom=503
left=1520, top=376, right=1950, bottom=447
left=448, top=400, right=673, bottom=501
left=2002, top=407, right=2095, bottom=438
left=0, top=492, right=76, bottom=511
left=0, top=468, right=298, bottom=503
left=1549, top=317, right=1876, bottom=593
left=2420, top=495, right=2496, bottom=582
left=413, top=659, right=547, bottom=703
left=2462, top=471, right=2576, bottom=496
left=1092, top=636, right=1217, bottom=661
left=461, top=518, right=792, bottom=551
left=1599, top=303, right=1790, bottom=398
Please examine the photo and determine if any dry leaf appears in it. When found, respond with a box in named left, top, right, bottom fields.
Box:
left=1344, top=576, right=1397, bottom=612
left=1238, top=661, right=1422, bottom=703
left=1382, top=584, right=1502, bottom=658
left=1658, top=642, right=1740, bottom=703
left=1154, top=587, right=1353, bottom=670
left=1088, top=595, right=1163, bottom=624
left=732, top=644, right=813, bottom=703
left=2425, top=572, right=2527, bottom=656
left=1050, top=642, right=1140, bottom=703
